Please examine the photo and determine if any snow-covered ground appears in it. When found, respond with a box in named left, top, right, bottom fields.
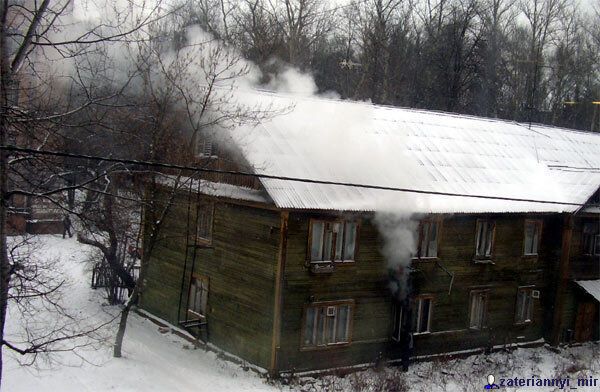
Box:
left=4, top=235, right=276, bottom=392
left=4, top=235, right=599, bottom=391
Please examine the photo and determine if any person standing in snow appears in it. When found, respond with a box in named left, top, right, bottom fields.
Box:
left=62, top=214, right=72, bottom=238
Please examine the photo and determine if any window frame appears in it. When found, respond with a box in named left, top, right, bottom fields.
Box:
left=195, top=201, right=214, bottom=245
left=413, top=295, right=434, bottom=335
left=514, top=286, right=535, bottom=325
left=582, top=221, right=600, bottom=256
left=187, top=274, right=209, bottom=321
left=300, top=299, right=355, bottom=350
left=307, top=218, right=360, bottom=264
left=474, top=219, right=496, bottom=260
left=391, top=301, right=403, bottom=342
left=413, top=218, right=442, bottom=260
left=523, top=219, right=543, bottom=256
left=468, top=289, right=490, bottom=330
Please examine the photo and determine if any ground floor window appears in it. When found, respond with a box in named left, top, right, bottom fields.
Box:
left=469, top=289, right=489, bottom=329
left=515, top=287, right=534, bottom=324
left=302, top=300, right=353, bottom=348
left=582, top=221, right=600, bottom=256
left=187, top=275, right=209, bottom=320
left=413, top=295, right=433, bottom=334
left=391, top=301, right=403, bottom=342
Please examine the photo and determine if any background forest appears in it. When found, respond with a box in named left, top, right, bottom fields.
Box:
left=190, top=0, right=600, bottom=131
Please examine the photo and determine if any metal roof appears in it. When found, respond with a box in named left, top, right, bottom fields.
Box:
left=575, top=280, right=600, bottom=302
left=227, top=91, right=600, bottom=213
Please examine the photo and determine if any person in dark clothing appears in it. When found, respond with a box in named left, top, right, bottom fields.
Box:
left=62, top=214, right=72, bottom=238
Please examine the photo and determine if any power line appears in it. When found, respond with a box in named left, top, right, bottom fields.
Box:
left=2, top=144, right=597, bottom=208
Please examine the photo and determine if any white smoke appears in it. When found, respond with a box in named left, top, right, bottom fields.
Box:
left=24, top=0, right=425, bottom=300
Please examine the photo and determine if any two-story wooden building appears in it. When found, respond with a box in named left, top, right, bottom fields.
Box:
left=139, top=92, right=600, bottom=375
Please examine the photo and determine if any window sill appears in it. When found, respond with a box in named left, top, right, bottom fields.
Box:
left=194, top=238, right=213, bottom=248
left=473, top=259, right=495, bottom=265
left=522, top=254, right=538, bottom=258
left=468, top=326, right=488, bottom=332
left=299, top=342, right=350, bottom=352
left=309, top=261, right=335, bottom=274
left=514, top=320, right=532, bottom=326
left=411, top=257, right=438, bottom=262
left=412, top=331, right=431, bottom=336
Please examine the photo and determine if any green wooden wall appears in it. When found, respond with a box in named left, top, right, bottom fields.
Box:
left=556, top=216, right=600, bottom=342
left=277, top=213, right=561, bottom=372
left=140, top=194, right=281, bottom=369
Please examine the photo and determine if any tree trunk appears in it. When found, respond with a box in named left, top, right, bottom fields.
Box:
left=113, top=302, right=132, bottom=358
left=0, top=0, right=12, bottom=383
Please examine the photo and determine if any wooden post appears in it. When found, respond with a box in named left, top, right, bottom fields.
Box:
left=551, top=214, right=574, bottom=346
left=270, top=211, right=289, bottom=376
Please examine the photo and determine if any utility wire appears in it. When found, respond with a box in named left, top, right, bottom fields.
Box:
left=2, top=144, right=598, bottom=208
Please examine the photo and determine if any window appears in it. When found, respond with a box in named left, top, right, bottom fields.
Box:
left=309, top=220, right=358, bottom=263
left=515, top=287, right=534, bottom=324
left=582, top=221, right=600, bottom=256
left=475, top=220, right=495, bottom=259
left=196, top=137, right=217, bottom=158
left=391, top=302, right=403, bottom=342
left=469, top=290, right=489, bottom=329
left=523, top=220, right=542, bottom=256
left=413, top=296, right=433, bottom=334
left=187, top=276, right=209, bottom=320
left=415, top=220, right=439, bottom=259
left=302, top=301, right=353, bottom=348
left=196, top=202, right=213, bottom=242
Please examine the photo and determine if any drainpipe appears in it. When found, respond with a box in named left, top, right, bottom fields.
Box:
left=270, top=211, right=289, bottom=376
left=551, top=213, right=574, bottom=346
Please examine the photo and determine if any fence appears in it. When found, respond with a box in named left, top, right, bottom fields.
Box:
left=91, top=261, right=141, bottom=303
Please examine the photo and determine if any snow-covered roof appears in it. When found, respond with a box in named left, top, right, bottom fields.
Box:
left=227, top=91, right=600, bottom=214
left=157, top=176, right=270, bottom=204
left=575, top=280, right=600, bottom=302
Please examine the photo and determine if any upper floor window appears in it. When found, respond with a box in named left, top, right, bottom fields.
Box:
left=475, top=220, right=495, bottom=259
left=309, top=219, right=358, bottom=263
left=469, top=289, right=489, bottom=329
left=413, top=295, right=433, bottom=334
left=582, top=221, right=600, bottom=256
left=515, top=287, right=534, bottom=324
left=302, top=301, right=353, bottom=348
left=415, top=219, right=439, bottom=259
left=195, top=136, right=217, bottom=158
left=523, top=220, right=542, bottom=256
left=196, top=202, right=214, bottom=243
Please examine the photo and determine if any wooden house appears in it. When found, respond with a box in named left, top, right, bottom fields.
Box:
left=139, top=92, right=600, bottom=375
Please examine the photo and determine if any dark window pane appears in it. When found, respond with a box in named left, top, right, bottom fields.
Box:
left=310, top=222, right=324, bottom=261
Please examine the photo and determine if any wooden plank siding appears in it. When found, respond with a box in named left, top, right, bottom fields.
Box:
left=277, top=212, right=390, bottom=372
left=140, top=192, right=282, bottom=369
left=140, top=187, right=594, bottom=373
left=277, top=212, right=560, bottom=372
left=554, top=216, right=600, bottom=343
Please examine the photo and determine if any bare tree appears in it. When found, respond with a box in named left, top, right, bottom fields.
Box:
left=0, top=0, right=167, bottom=384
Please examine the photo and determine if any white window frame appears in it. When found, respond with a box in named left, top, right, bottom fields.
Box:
left=582, top=222, right=600, bottom=256
left=475, top=220, right=495, bottom=259
left=302, top=300, right=354, bottom=349
left=391, top=302, right=403, bottom=342
left=523, top=220, right=542, bottom=256
left=469, top=290, right=489, bottom=330
left=414, top=296, right=433, bottom=334
left=309, top=219, right=359, bottom=263
left=187, top=275, right=209, bottom=320
left=515, top=287, right=534, bottom=324
left=196, top=202, right=214, bottom=243
left=414, top=219, right=440, bottom=259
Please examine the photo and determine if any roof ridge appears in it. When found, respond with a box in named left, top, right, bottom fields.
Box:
left=249, top=88, right=600, bottom=137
